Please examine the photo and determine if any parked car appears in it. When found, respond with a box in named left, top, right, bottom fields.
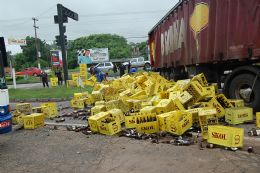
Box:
left=88, top=62, right=114, bottom=73
left=123, top=57, right=150, bottom=68
left=16, top=67, right=42, bottom=76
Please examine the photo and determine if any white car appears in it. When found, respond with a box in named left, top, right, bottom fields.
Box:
left=88, top=62, right=114, bottom=73
left=123, top=57, right=150, bottom=68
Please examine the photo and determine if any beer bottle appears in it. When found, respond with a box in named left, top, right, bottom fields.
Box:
left=143, top=117, right=146, bottom=123
left=146, top=116, right=150, bottom=122
left=136, top=117, right=140, bottom=124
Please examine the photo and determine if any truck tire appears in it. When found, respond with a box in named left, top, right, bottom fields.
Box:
left=228, top=73, right=260, bottom=112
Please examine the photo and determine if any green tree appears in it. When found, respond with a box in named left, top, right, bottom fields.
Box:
left=67, top=34, right=131, bottom=69
left=15, top=36, right=51, bottom=69
left=136, top=41, right=148, bottom=60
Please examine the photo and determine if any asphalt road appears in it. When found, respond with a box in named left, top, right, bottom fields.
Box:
left=0, top=127, right=260, bottom=173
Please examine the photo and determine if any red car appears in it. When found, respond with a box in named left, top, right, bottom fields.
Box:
left=16, top=67, right=42, bottom=76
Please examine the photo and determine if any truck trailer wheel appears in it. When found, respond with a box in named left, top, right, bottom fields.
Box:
left=228, top=73, right=260, bottom=112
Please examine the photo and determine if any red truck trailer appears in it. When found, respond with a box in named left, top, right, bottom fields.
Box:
left=148, top=0, right=260, bottom=112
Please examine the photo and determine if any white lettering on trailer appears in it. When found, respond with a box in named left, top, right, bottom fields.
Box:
left=161, top=18, right=185, bottom=57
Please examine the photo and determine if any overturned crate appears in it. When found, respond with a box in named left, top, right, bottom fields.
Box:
left=198, top=108, right=219, bottom=139
left=207, top=125, right=244, bottom=148
left=98, top=114, right=121, bottom=135
left=166, top=110, right=193, bottom=136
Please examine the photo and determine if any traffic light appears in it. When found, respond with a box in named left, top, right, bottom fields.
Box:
left=64, top=35, right=67, bottom=46
left=55, top=35, right=67, bottom=46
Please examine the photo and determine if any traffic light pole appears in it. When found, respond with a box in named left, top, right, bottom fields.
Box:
left=57, top=4, right=68, bottom=84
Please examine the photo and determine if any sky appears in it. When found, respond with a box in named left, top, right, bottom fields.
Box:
left=0, top=0, right=179, bottom=54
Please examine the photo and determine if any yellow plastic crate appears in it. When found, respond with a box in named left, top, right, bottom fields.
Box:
left=41, top=106, right=58, bottom=118
left=23, top=113, right=44, bottom=129
left=199, top=108, right=218, bottom=139
left=119, top=89, right=132, bottom=98
left=32, top=107, right=42, bottom=113
left=16, top=103, right=32, bottom=115
left=140, top=106, right=157, bottom=115
left=107, top=109, right=125, bottom=123
left=84, top=80, right=95, bottom=87
left=185, top=108, right=203, bottom=124
left=216, top=94, right=233, bottom=108
left=177, top=91, right=193, bottom=105
left=95, top=101, right=105, bottom=106
left=12, top=110, right=22, bottom=117
left=51, top=81, right=58, bottom=87
left=105, top=100, right=119, bottom=111
left=209, top=97, right=226, bottom=118
left=79, top=63, right=87, bottom=69
left=80, top=71, right=87, bottom=76
left=50, top=77, right=58, bottom=83
left=88, top=112, right=110, bottom=132
left=191, top=73, right=208, bottom=87
left=70, top=99, right=85, bottom=109
left=141, top=101, right=153, bottom=108
left=98, top=118, right=121, bottom=135
left=207, top=125, right=244, bottom=148
left=256, top=112, right=260, bottom=128
left=91, top=91, right=103, bottom=102
left=166, top=111, right=192, bottom=136
left=157, top=111, right=174, bottom=131
left=41, top=102, right=58, bottom=118
left=159, top=91, right=169, bottom=99
left=12, top=113, right=25, bottom=125
left=71, top=73, right=79, bottom=79
left=136, top=113, right=159, bottom=134
left=172, top=98, right=185, bottom=111
left=184, top=81, right=208, bottom=105
left=125, top=99, right=142, bottom=112
left=125, top=113, right=140, bottom=129
left=169, top=91, right=181, bottom=100
left=205, top=86, right=216, bottom=98
left=67, top=80, right=77, bottom=87
left=175, top=79, right=191, bottom=89
left=229, top=99, right=244, bottom=108
left=74, top=93, right=83, bottom=100
left=225, top=107, right=253, bottom=125
left=150, top=96, right=161, bottom=106
left=91, top=105, right=106, bottom=116
left=155, top=99, right=175, bottom=114
left=41, top=102, right=57, bottom=109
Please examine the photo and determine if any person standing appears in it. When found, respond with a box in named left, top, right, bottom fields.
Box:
left=113, top=63, right=118, bottom=73
left=127, top=61, right=131, bottom=74
left=119, top=63, right=126, bottom=77
left=41, top=71, right=49, bottom=88
left=55, top=69, right=63, bottom=86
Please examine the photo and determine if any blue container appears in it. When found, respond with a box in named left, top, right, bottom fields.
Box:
left=0, top=113, right=12, bottom=134
left=0, top=105, right=9, bottom=116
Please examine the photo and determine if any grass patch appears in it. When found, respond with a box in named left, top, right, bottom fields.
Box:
left=9, top=86, right=93, bottom=100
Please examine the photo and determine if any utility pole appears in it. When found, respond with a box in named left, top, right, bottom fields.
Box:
left=32, top=17, right=41, bottom=69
